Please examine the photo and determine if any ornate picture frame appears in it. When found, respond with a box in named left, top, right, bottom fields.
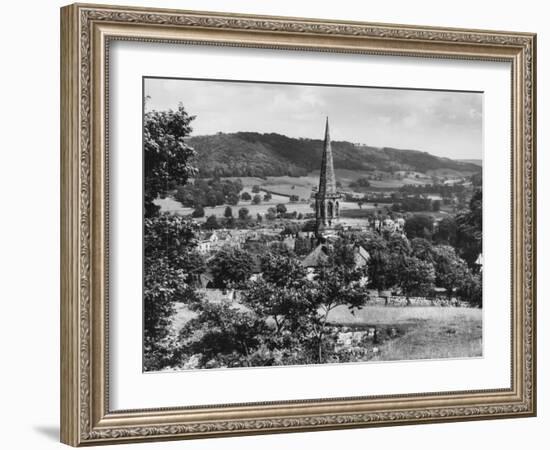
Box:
left=60, top=3, right=536, bottom=446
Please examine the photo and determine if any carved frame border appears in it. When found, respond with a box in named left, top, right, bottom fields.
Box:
left=60, top=3, right=536, bottom=446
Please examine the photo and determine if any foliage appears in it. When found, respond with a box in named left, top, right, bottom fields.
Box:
left=208, top=248, right=254, bottom=289
left=143, top=215, right=205, bottom=370
left=203, top=214, right=219, bottom=230
left=276, top=203, right=287, bottom=215
left=224, top=206, right=233, bottom=218
left=241, top=191, right=251, bottom=201
left=144, top=105, right=197, bottom=217
left=187, top=131, right=481, bottom=178
left=404, top=214, right=434, bottom=240
left=456, top=272, right=482, bottom=307
left=174, top=177, right=243, bottom=208
left=252, top=194, right=262, bottom=204
left=349, top=177, right=371, bottom=188
left=432, top=245, right=471, bottom=299
left=192, top=205, right=205, bottom=218
left=433, top=216, right=457, bottom=245
left=397, top=256, right=436, bottom=301
left=238, top=207, right=250, bottom=220
left=455, top=189, right=482, bottom=267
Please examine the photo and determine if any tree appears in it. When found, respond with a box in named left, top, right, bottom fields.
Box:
left=404, top=214, right=434, bottom=240
left=263, top=192, right=272, bottom=201
left=143, top=215, right=205, bottom=370
left=309, top=265, right=368, bottom=362
left=433, top=216, right=457, bottom=245
left=209, top=248, right=254, bottom=289
left=241, top=192, right=252, bottom=201
left=432, top=245, right=471, bottom=299
left=227, top=192, right=240, bottom=206
left=455, top=189, right=482, bottom=267
left=289, top=195, right=299, bottom=202
left=398, top=256, right=435, bottom=305
left=432, top=199, right=441, bottom=212
left=238, top=207, right=250, bottom=221
left=266, top=207, right=277, bottom=221
left=204, top=214, right=219, bottom=230
left=410, top=238, right=436, bottom=264
left=192, top=205, right=205, bottom=218
left=457, top=272, right=482, bottom=307
left=224, top=206, right=233, bottom=218
left=144, top=105, right=197, bottom=217
left=252, top=194, right=262, bottom=205
left=252, top=185, right=261, bottom=193
left=276, top=203, right=287, bottom=216
left=178, top=301, right=269, bottom=368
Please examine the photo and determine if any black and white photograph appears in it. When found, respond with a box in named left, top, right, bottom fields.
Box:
left=143, top=78, right=483, bottom=372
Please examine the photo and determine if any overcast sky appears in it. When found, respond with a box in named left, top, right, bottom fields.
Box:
left=144, top=78, right=482, bottom=160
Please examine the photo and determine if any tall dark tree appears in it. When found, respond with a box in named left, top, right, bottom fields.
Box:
left=209, top=248, right=254, bottom=289
left=455, top=189, right=482, bottom=267
left=144, top=104, right=197, bottom=217
left=404, top=214, right=434, bottom=240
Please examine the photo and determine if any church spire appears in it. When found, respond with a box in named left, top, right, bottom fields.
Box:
left=315, top=117, right=341, bottom=234
left=318, top=117, right=337, bottom=196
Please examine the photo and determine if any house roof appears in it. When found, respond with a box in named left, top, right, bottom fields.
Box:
left=301, top=244, right=330, bottom=268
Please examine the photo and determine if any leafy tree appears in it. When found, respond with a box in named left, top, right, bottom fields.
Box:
left=432, top=200, right=441, bottom=212
left=204, top=214, right=219, bottom=230
left=227, top=192, right=240, bottom=206
left=192, top=205, right=205, bottom=218
left=410, top=238, right=436, bottom=264
left=224, top=206, right=233, bottom=218
left=179, top=302, right=269, bottom=368
left=252, top=194, right=262, bottom=205
left=252, top=185, right=261, bottom=193
left=143, top=215, right=205, bottom=369
left=289, top=195, right=299, bottom=202
left=455, top=189, right=482, bottom=267
left=266, top=207, right=277, bottom=221
left=433, top=216, right=457, bottom=246
left=404, top=214, right=434, bottom=240
left=144, top=105, right=197, bottom=217
left=144, top=261, right=202, bottom=370
left=209, top=248, right=254, bottom=289
left=457, top=272, right=482, bottom=307
left=397, top=256, right=435, bottom=304
left=276, top=203, right=287, bottom=216
left=388, top=233, right=412, bottom=257
left=241, top=191, right=252, bottom=201
left=238, top=207, right=250, bottom=221
left=309, top=265, right=368, bottom=362
left=263, top=192, right=272, bottom=201
left=432, top=245, right=470, bottom=299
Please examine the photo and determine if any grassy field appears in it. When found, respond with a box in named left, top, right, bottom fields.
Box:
left=328, top=305, right=483, bottom=361
left=171, top=301, right=482, bottom=362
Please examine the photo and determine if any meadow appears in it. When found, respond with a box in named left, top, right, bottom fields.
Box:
left=172, top=301, right=482, bottom=363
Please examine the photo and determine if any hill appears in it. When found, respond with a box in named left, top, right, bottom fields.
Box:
left=187, top=132, right=481, bottom=178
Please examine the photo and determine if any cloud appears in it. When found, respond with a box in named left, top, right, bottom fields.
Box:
left=145, top=78, right=482, bottom=159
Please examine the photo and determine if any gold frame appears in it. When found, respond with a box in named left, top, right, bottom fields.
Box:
left=60, top=3, right=537, bottom=446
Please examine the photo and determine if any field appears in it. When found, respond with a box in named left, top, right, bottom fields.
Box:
left=172, top=301, right=482, bottom=362
left=328, top=305, right=482, bottom=361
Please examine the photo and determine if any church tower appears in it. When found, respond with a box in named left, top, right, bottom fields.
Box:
left=315, top=117, right=341, bottom=235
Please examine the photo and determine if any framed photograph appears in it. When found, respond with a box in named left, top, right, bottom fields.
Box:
left=60, top=3, right=536, bottom=446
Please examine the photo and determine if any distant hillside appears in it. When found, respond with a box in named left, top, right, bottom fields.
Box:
left=457, top=159, right=482, bottom=167
left=187, top=132, right=481, bottom=178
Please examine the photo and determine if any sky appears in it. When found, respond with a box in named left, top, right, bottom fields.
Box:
left=144, top=77, right=483, bottom=160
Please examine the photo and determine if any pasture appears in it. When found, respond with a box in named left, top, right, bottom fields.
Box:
left=171, top=300, right=483, bottom=362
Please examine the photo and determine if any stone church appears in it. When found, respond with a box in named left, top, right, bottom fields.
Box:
left=315, top=117, right=342, bottom=236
